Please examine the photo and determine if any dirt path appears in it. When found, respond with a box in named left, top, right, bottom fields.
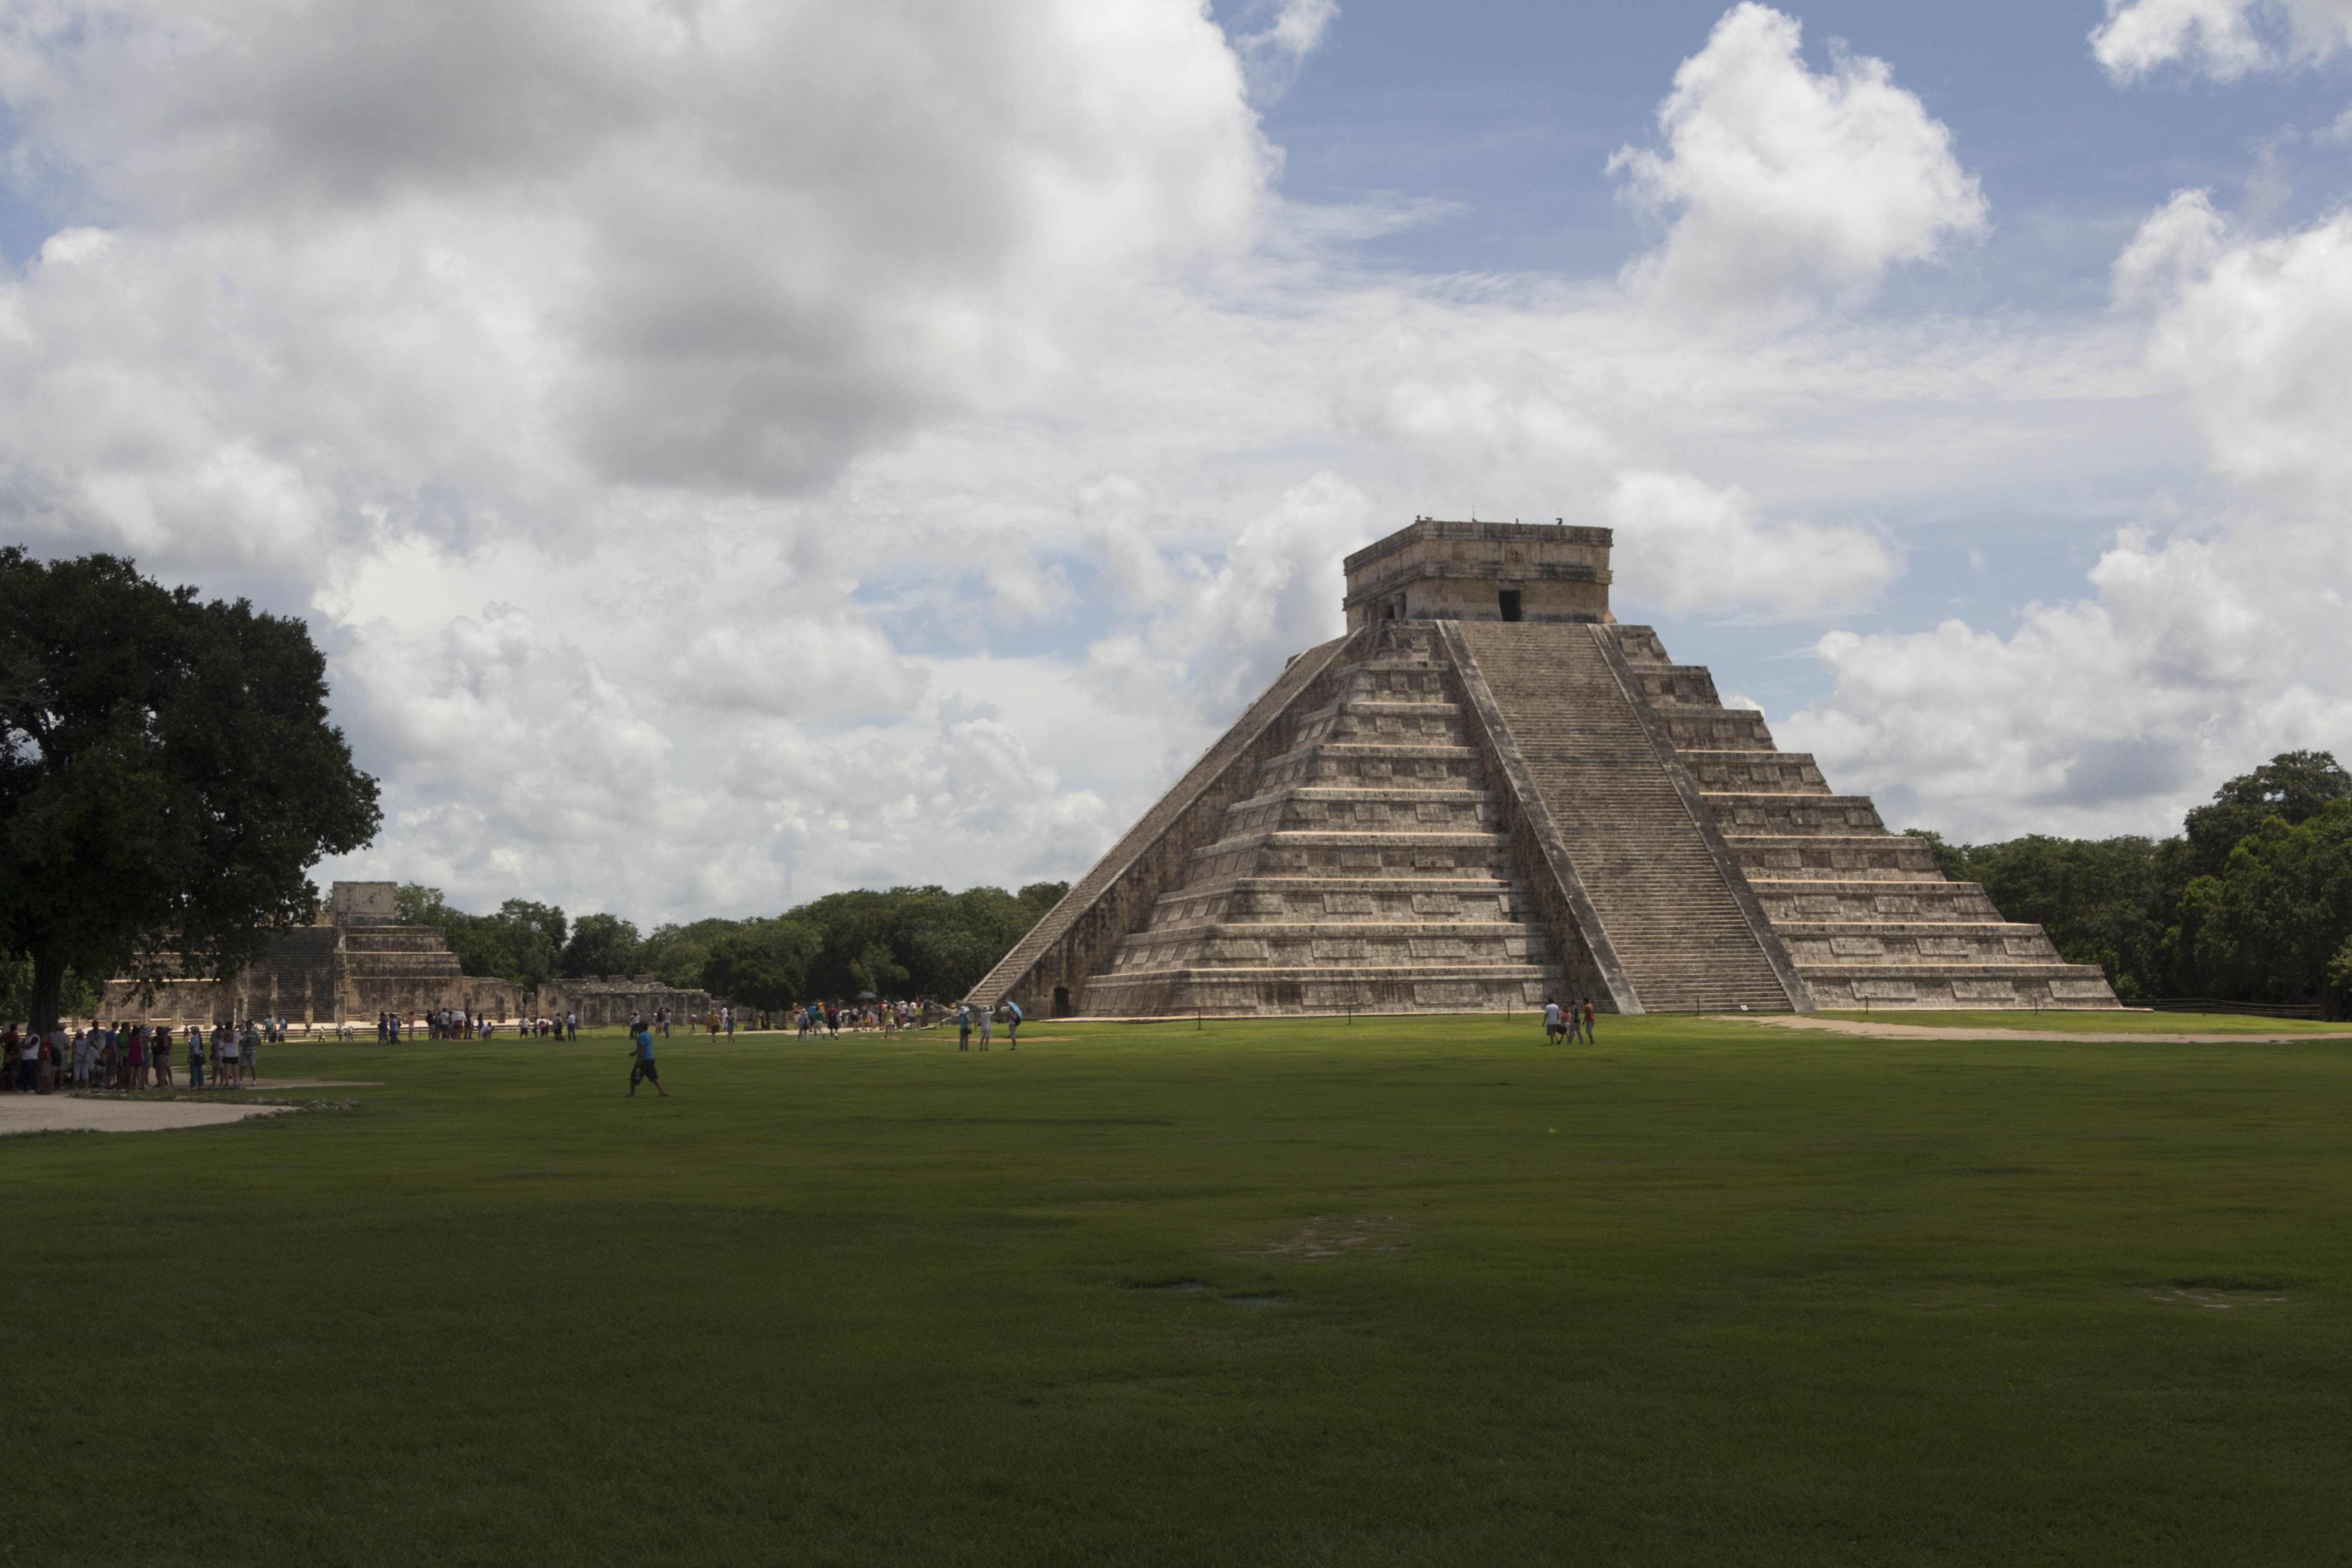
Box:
left=1733, top=1015, right=2352, bottom=1045
left=0, top=1097, right=296, bottom=1136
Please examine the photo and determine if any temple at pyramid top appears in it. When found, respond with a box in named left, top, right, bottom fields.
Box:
left=967, top=519, right=2118, bottom=1020
left=1343, top=520, right=1615, bottom=631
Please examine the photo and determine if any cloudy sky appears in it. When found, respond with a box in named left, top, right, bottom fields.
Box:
left=6, top=0, right=2351, bottom=925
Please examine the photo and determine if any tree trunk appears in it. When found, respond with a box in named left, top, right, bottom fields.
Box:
left=30, top=949, right=65, bottom=1036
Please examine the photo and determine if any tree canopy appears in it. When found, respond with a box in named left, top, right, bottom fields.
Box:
left=2180, top=750, right=2352, bottom=880
left=0, top=551, right=380, bottom=1031
left=407, top=881, right=1070, bottom=1004
left=1924, top=751, right=2352, bottom=1011
left=397, top=886, right=569, bottom=989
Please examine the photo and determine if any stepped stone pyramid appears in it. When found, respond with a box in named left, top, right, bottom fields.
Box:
left=102, top=881, right=522, bottom=1025
left=969, top=521, right=2117, bottom=1017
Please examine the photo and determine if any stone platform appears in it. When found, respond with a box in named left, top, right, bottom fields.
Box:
left=101, top=881, right=522, bottom=1025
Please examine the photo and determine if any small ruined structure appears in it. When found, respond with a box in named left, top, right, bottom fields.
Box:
left=535, top=977, right=715, bottom=1027
left=968, top=520, right=2118, bottom=1016
left=101, top=881, right=521, bottom=1025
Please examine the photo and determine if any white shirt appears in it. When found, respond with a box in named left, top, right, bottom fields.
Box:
left=1544, top=1003, right=1561, bottom=1026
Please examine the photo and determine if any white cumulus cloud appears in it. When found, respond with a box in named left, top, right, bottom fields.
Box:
left=1782, top=187, right=2352, bottom=839
left=1609, top=2, right=1987, bottom=313
left=2091, top=0, right=2352, bottom=80
left=2119, top=190, right=2352, bottom=495
left=1604, top=470, right=1897, bottom=620
left=0, top=0, right=2299, bottom=922
left=0, top=0, right=1272, bottom=499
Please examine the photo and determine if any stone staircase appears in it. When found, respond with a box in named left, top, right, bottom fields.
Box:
left=1080, top=623, right=1563, bottom=1015
left=102, top=918, right=524, bottom=1025
left=1608, top=626, right=2117, bottom=1009
left=1451, top=622, right=1798, bottom=1011
left=962, top=633, right=1362, bottom=1016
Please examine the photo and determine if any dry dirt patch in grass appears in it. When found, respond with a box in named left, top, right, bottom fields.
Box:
left=0, top=1096, right=296, bottom=1136
left=1261, top=1215, right=1408, bottom=1260
left=2143, top=1275, right=2297, bottom=1310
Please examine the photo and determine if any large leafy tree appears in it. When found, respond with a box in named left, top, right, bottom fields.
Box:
left=638, top=917, right=743, bottom=992
left=2185, top=802, right=2352, bottom=1004
left=398, top=884, right=569, bottom=988
left=2181, top=750, right=2352, bottom=880
left=702, top=919, right=821, bottom=1010
left=0, top=551, right=381, bottom=1031
left=561, top=912, right=643, bottom=979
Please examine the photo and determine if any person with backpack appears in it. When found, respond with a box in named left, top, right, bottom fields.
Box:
left=627, top=1021, right=667, bottom=1098
left=1004, top=998, right=1023, bottom=1048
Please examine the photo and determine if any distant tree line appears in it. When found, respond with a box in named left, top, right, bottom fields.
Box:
left=397, top=882, right=1070, bottom=1010
left=1908, top=750, right=2352, bottom=1011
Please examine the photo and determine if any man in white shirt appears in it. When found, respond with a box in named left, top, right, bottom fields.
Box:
left=1543, top=998, right=1566, bottom=1045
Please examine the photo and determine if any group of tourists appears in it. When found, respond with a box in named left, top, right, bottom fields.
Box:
left=368, top=1010, right=581, bottom=1041
left=5, top=1020, right=261, bottom=1093
left=779, top=998, right=1025, bottom=1040
left=1542, top=997, right=1600, bottom=1045
left=951, top=999, right=1022, bottom=1051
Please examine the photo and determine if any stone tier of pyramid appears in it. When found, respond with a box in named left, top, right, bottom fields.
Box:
left=968, top=521, right=2116, bottom=1017
left=102, top=882, right=523, bottom=1025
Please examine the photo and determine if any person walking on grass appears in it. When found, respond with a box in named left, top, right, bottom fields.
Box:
left=1582, top=998, right=1597, bottom=1044
left=1543, top=997, right=1566, bottom=1045
left=1005, top=998, right=1022, bottom=1049
left=956, top=1004, right=972, bottom=1052
left=241, top=1021, right=259, bottom=1086
left=627, top=1021, right=667, bottom=1097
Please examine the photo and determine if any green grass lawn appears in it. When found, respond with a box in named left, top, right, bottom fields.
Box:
left=1811, top=1009, right=2352, bottom=1035
left=5, top=1015, right=2347, bottom=1565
